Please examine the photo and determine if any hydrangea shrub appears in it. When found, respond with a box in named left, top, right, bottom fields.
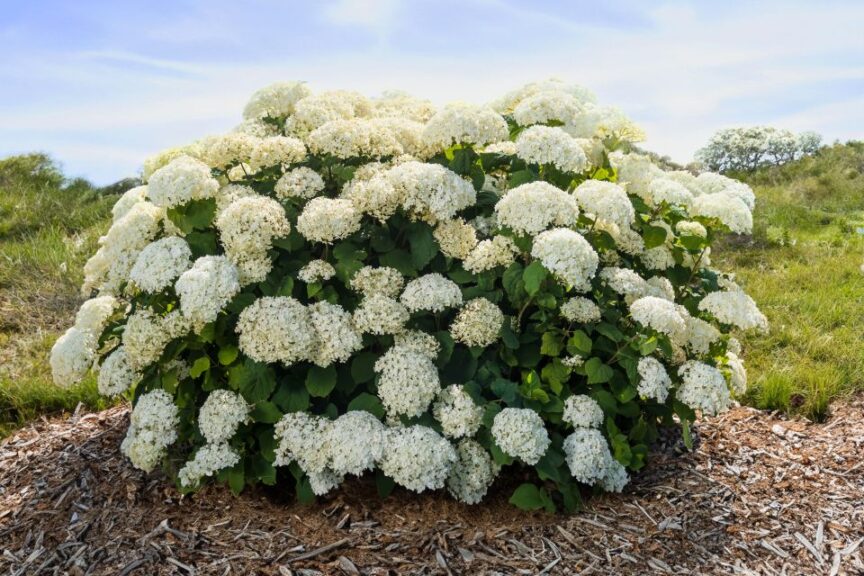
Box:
left=51, top=79, right=767, bottom=511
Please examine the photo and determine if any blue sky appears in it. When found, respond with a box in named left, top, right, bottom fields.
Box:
left=1, top=0, right=862, bottom=184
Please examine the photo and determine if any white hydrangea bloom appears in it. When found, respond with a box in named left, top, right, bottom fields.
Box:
left=422, top=103, right=508, bottom=149
left=232, top=118, right=280, bottom=138
left=695, top=172, right=756, bottom=210
left=463, top=236, right=519, bottom=273
left=649, top=178, right=694, bottom=207
left=531, top=228, right=599, bottom=291
left=599, top=458, right=630, bottom=493
left=296, top=197, right=361, bottom=244
left=193, top=133, right=258, bottom=169
left=121, top=390, right=179, bottom=473
left=308, top=469, right=344, bottom=496
left=216, top=195, right=291, bottom=285
left=236, top=297, right=315, bottom=365
left=352, top=294, right=409, bottom=335
left=274, top=412, right=332, bottom=474
left=678, top=315, right=720, bottom=356
left=562, top=395, right=604, bottom=429
left=698, top=290, right=768, bottom=331
left=50, top=327, right=96, bottom=387
left=572, top=180, right=635, bottom=228
left=379, top=426, right=457, bottom=493
left=82, top=201, right=165, bottom=294
left=129, top=237, right=192, bottom=293
left=447, top=439, right=499, bottom=504
left=630, top=296, right=687, bottom=340
left=326, top=410, right=386, bottom=476
left=175, top=256, right=241, bottom=332
left=275, top=167, right=326, bottom=200
left=74, top=295, right=118, bottom=335
left=214, top=183, right=256, bottom=215
left=563, top=428, right=613, bottom=485
left=386, top=161, right=476, bottom=224
left=198, top=389, right=250, bottom=444
left=434, top=218, right=478, bottom=259
left=640, top=246, right=676, bottom=270
left=676, top=220, right=708, bottom=238
left=341, top=172, right=401, bottom=222
left=691, top=193, right=753, bottom=234
left=308, top=301, right=363, bottom=367
left=178, top=443, right=241, bottom=488
left=285, top=90, right=372, bottom=134
left=491, top=408, right=550, bottom=465
left=123, top=308, right=188, bottom=370
left=400, top=273, right=463, bottom=313
left=243, top=81, right=311, bottom=120
left=374, top=346, right=441, bottom=418
left=146, top=155, right=219, bottom=209
left=433, top=385, right=484, bottom=439
left=247, top=136, right=306, bottom=171
left=97, top=346, right=139, bottom=396
left=599, top=267, right=653, bottom=303
left=308, top=118, right=403, bottom=159
left=515, top=126, right=588, bottom=173
left=492, top=79, right=596, bottom=114
left=393, top=329, right=441, bottom=359
left=350, top=266, right=404, bottom=298
left=512, top=90, right=583, bottom=126
left=297, top=259, right=336, bottom=283
left=636, top=357, right=671, bottom=403
left=112, top=185, right=147, bottom=222
left=560, top=297, right=601, bottom=323
left=450, top=298, right=503, bottom=347
left=483, top=141, right=517, bottom=155
left=494, top=181, right=579, bottom=236
left=677, top=361, right=732, bottom=416
left=725, top=352, right=748, bottom=396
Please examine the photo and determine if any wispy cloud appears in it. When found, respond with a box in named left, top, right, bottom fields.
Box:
left=0, top=0, right=861, bottom=183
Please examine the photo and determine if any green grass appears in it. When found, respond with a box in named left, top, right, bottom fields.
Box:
left=0, top=154, right=125, bottom=436
left=714, top=142, right=864, bottom=420
left=0, top=144, right=861, bottom=436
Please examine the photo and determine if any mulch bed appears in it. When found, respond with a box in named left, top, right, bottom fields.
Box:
left=1, top=397, right=862, bottom=575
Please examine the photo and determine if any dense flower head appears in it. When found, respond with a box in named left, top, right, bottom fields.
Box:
left=56, top=80, right=763, bottom=507
left=374, top=345, right=441, bottom=418
left=495, top=181, right=579, bottom=236
left=492, top=408, right=550, bottom=465
left=379, top=426, right=457, bottom=493
left=531, top=228, right=599, bottom=291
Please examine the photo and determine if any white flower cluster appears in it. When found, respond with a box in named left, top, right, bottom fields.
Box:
left=463, top=236, right=519, bottom=273
left=433, top=385, right=484, bottom=438
left=495, top=182, right=579, bottom=236
left=698, top=290, right=768, bottom=331
left=175, top=256, right=241, bottom=332
left=676, top=361, right=732, bottom=416
left=560, top=296, right=601, bottom=323
left=563, top=428, right=628, bottom=491
left=562, top=395, right=604, bottom=429
left=297, top=259, right=336, bottom=283
left=400, top=273, right=463, bottom=313
left=236, top=297, right=316, bottom=365
left=531, top=228, right=599, bottom=291
left=275, top=166, right=325, bottom=200
left=374, top=346, right=441, bottom=418
left=515, top=125, right=588, bottom=173
left=491, top=408, right=550, bottom=465
left=179, top=443, right=241, bottom=488
left=97, top=346, right=138, bottom=396
left=147, top=155, right=219, bottom=209
left=296, top=197, right=361, bottom=244
left=450, top=298, right=503, bottom=347
left=636, top=357, right=671, bottom=403
left=121, top=390, right=179, bottom=473
left=198, top=390, right=250, bottom=443
left=216, top=195, right=291, bottom=284
left=129, top=236, right=192, bottom=293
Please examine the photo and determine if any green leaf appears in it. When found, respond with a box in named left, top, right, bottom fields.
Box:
left=185, top=231, right=217, bottom=257
left=540, top=332, right=563, bottom=356
left=502, top=262, right=526, bottom=303
left=167, top=198, right=216, bottom=234
left=595, top=322, right=625, bottom=343
left=277, top=276, right=295, bottom=297
left=189, top=356, right=210, bottom=379
left=350, top=352, right=377, bottom=384
left=407, top=224, right=437, bottom=269
left=509, top=483, right=554, bottom=512
left=567, top=330, right=593, bottom=356
left=250, top=455, right=277, bottom=485
left=305, top=365, right=338, bottom=397
left=584, top=357, right=614, bottom=384
left=643, top=225, right=668, bottom=249
left=491, top=379, right=518, bottom=404
left=227, top=461, right=245, bottom=495
left=217, top=345, right=239, bottom=366
left=250, top=401, right=282, bottom=423
left=229, top=359, right=277, bottom=402
left=509, top=169, right=536, bottom=188
left=523, top=261, right=547, bottom=296
left=347, top=393, right=385, bottom=419
left=681, top=418, right=693, bottom=450
left=500, top=321, right=520, bottom=350
left=376, top=471, right=396, bottom=498
left=272, top=382, right=309, bottom=413
left=379, top=249, right=415, bottom=277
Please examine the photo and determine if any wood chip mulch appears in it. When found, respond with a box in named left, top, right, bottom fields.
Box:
left=1, top=396, right=862, bottom=575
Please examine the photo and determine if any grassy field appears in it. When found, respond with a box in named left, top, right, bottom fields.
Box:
left=0, top=145, right=861, bottom=436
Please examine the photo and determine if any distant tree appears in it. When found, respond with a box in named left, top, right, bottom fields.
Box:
left=696, top=126, right=822, bottom=173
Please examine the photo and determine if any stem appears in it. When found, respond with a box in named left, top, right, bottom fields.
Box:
left=686, top=247, right=708, bottom=284
left=515, top=295, right=535, bottom=327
